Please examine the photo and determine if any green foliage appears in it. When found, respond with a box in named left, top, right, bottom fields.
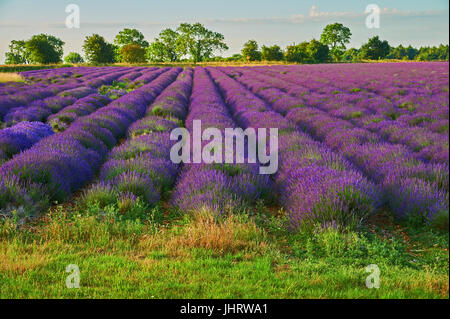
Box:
left=114, top=28, right=149, bottom=49
left=241, top=40, right=262, bottom=61
left=285, top=42, right=309, bottom=63
left=320, top=23, right=352, bottom=61
left=307, top=39, right=330, bottom=63
left=359, top=36, right=390, bottom=60
left=147, top=29, right=183, bottom=62
left=342, top=48, right=359, bottom=62
left=83, top=34, right=116, bottom=64
left=5, top=40, right=30, bottom=64
left=5, top=35, right=64, bottom=65
left=25, top=34, right=64, bottom=64
left=113, top=28, right=149, bottom=62
left=64, top=52, right=84, bottom=64
left=120, top=44, right=147, bottom=63
left=284, top=40, right=329, bottom=63
left=261, top=45, right=284, bottom=61
left=416, top=44, right=449, bottom=61
left=176, top=23, right=228, bottom=62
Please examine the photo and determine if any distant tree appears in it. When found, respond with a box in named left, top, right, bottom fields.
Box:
left=359, top=36, right=390, bottom=60
left=83, top=34, right=115, bottom=64
left=158, top=28, right=183, bottom=62
left=114, top=28, right=149, bottom=48
left=5, top=40, right=30, bottom=64
left=342, top=48, right=359, bottom=62
left=223, top=54, right=243, bottom=62
left=146, top=40, right=165, bottom=62
left=307, top=39, right=330, bottom=63
left=284, top=42, right=309, bottom=63
left=25, top=34, right=65, bottom=64
left=176, top=23, right=228, bottom=62
left=320, top=23, right=352, bottom=61
left=416, top=45, right=449, bottom=61
left=241, top=40, right=261, bottom=61
left=405, top=45, right=419, bottom=60
left=114, top=28, right=149, bottom=62
left=64, top=52, right=84, bottom=64
left=121, top=44, right=147, bottom=63
left=261, top=45, right=284, bottom=61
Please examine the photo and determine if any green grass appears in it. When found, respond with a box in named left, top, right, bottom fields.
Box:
left=0, top=203, right=448, bottom=299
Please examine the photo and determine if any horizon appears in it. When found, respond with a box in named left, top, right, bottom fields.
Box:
left=0, top=0, right=449, bottom=63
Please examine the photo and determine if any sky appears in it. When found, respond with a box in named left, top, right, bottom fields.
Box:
left=0, top=0, right=448, bottom=63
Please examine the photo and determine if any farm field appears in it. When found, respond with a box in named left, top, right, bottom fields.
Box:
left=0, top=63, right=448, bottom=299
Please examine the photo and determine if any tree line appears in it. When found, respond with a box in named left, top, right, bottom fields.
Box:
left=4, top=22, right=449, bottom=65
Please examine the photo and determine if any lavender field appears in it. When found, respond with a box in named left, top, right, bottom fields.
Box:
left=0, top=63, right=448, bottom=298
left=1, top=63, right=448, bottom=227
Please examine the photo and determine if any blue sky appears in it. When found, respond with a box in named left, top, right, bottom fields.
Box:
left=0, top=0, right=448, bottom=63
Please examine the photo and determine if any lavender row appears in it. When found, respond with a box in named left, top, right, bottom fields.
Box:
left=235, top=67, right=449, bottom=164
left=47, top=68, right=170, bottom=132
left=0, top=122, right=54, bottom=164
left=207, top=67, right=380, bottom=229
left=253, top=64, right=449, bottom=138
left=170, top=68, right=272, bottom=215
left=0, top=68, right=181, bottom=215
left=222, top=67, right=448, bottom=222
left=81, top=69, right=192, bottom=211
left=0, top=67, right=136, bottom=122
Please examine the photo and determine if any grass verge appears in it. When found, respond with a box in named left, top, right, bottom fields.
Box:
left=0, top=203, right=448, bottom=299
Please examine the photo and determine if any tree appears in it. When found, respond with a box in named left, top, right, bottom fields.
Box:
left=176, top=23, right=228, bottom=62
left=114, top=28, right=149, bottom=62
left=121, top=44, right=147, bottom=63
left=285, top=42, right=309, bottom=63
left=416, top=45, right=449, bottom=61
left=320, top=23, right=352, bottom=61
left=405, top=45, right=419, bottom=60
left=226, top=54, right=243, bottom=62
left=146, top=39, right=167, bottom=62
left=241, top=40, right=261, bottom=61
left=261, top=45, right=284, bottom=61
left=114, top=28, right=149, bottom=48
left=83, top=34, right=115, bottom=64
left=64, top=52, right=84, bottom=64
left=25, top=34, right=65, bottom=64
left=5, top=40, right=29, bottom=64
left=307, top=39, right=330, bottom=63
left=359, top=36, right=390, bottom=60
left=342, top=48, right=359, bottom=62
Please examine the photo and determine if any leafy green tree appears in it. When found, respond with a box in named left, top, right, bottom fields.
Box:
left=320, top=23, right=351, bottom=61
left=405, top=45, right=419, bottom=60
left=358, top=36, right=390, bottom=60
left=176, top=23, right=228, bottom=62
left=5, top=40, right=30, bottom=64
left=114, top=28, right=149, bottom=48
left=146, top=39, right=167, bottom=62
left=342, top=48, right=359, bottom=62
left=284, top=42, right=309, bottom=63
left=150, top=28, right=182, bottom=62
left=241, top=40, right=261, bottom=61
left=25, top=34, right=65, bottom=64
left=64, top=52, right=84, bottom=64
left=114, top=28, right=149, bottom=62
left=307, top=39, right=330, bottom=63
left=261, top=45, right=284, bottom=61
left=121, top=44, right=147, bottom=63
left=83, top=34, right=115, bottom=64
left=224, top=53, right=244, bottom=62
